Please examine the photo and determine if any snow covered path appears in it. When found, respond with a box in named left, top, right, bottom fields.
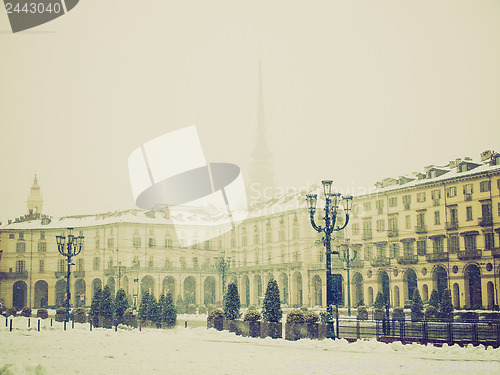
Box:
left=1, top=317, right=499, bottom=374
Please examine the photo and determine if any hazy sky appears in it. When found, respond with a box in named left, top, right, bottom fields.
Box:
left=1, top=0, right=499, bottom=222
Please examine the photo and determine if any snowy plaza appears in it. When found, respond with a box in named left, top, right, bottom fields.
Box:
left=1, top=316, right=499, bottom=375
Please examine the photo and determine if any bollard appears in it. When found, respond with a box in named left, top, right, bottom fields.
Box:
left=50, top=319, right=53, bottom=327
left=90, top=322, right=92, bottom=332
left=185, top=321, right=187, bottom=328
left=139, top=323, right=141, bottom=332
left=64, top=321, right=66, bottom=331
left=10, top=319, right=12, bottom=332
left=28, top=318, right=30, bottom=328
left=5, top=317, right=7, bottom=327
left=38, top=319, right=40, bottom=332
left=72, top=320, right=74, bottom=329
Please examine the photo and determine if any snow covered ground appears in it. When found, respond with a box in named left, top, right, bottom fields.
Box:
left=1, top=317, right=499, bottom=375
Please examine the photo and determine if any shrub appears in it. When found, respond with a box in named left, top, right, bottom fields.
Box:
left=55, top=307, right=66, bottom=322
left=429, top=290, right=440, bottom=308
left=175, top=295, right=186, bottom=314
left=425, top=305, right=438, bottom=319
left=74, top=307, right=87, bottom=323
left=411, top=289, right=423, bottom=315
left=286, top=309, right=305, bottom=324
left=300, top=306, right=308, bottom=312
left=161, top=292, right=177, bottom=328
left=392, top=307, right=405, bottom=321
left=6, top=308, right=17, bottom=317
left=207, top=304, right=217, bottom=315
left=90, top=287, right=102, bottom=322
left=223, top=282, right=240, bottom=321
left=357, top=306, right=368, bottom=320
left=207, top=309, right=224, bottom=324
left=304, top=312, right=319, bottom=324
left=122, top=308, right=136, bottom=327
left=99, top=285, right=114, bottom=320
left=373, top=308, right=385, bottom=321
left=198, top=305, right=207, bottom=315
left=247, top=305, right=256, bottom=311
left=187, top=304, right=197, bottom=315
left=243, top=310, right=261, bottom=322
left=440, top=289, right=454, bottom=316
left=138, top=291, right=153, bottom=321
left=37, top=308, right=49, bottom=319
left=114, top=289, right=130, bottom=324
left=262, top=279, right=282, bottom=323
left=320, top=310, right=332, bottom=323
left=21, top=307, right=32, bottom=317
left=373, top=292, right=386, bottom=309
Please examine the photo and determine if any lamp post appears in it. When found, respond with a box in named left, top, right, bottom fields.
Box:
left=306, top=180, right=352, bottom=339
left=215, top=256, right=231, bottom=302
left=338, top=241, right=357, bottom=316
left=56, top=228, right=84, bottom=322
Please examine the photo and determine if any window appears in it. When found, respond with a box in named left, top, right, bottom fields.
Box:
left=434, top=211, right=441, bottom=225
left=16, top=242, right=26, bottom=253
left=279, top=229, right=285, bottom=242
left=38, top=242, right=46, bottom=252
left=16, top=260, right=26, bottom=273
left=480, top=180, right=491, bottom=192
left=431, top=190, right=441, bottom=206
left=40, top=231, right=45, bottom=240
left=416, top=240, right=426, bottom=255
left=148, top=237, right=156, bottom=248
left=466, top=206, right=473, bottom=221
left=433, top=238, right=444, bottom=253
left=95, top=239, right=100, bottom=249
left=9, top=233, right=15, bottom=239
left=318, top=249, right=324, bottom=263
left=108, top=259, right=113, bottom=269
left=78, top=258, right=84, bottom=272
left=254, top=233, right=260, bottom=244
left=363, top=202, right=372, bottom=212
left=230, top=237, right=236, bottom=248
left=463, top=184, right=473, bottom=200
left=204, top=241, right=210, bottom=250
left=39, top=260, right=44, bottom=273
left=389, top=197, right=397, bottom=207
left=390, top=243, right=399, bottom=258
left=133, top=237, right=141, bottom=248
left=19, top=231, right=24, bottom=240
left=292, top=227, right=299, bottom=240
left=376, top=200, right=384, bottom=214
left=352, top=223, right=360, bottom=236
left=464, top=235, right=477, bottom=250
left=376, top=243, right=386, bottom=258
left=448, top=236, right=459, bottom=253
left=364, top=245, right=372, bottom=261
left=416, top=192, right=426, bottom=203
left=417, top=213, right=425, bottom=227
left=280, top=247, right=285, bottom=263
left=498, top=202, right=500, bottom=217
left=193, top=258, right=198, bottom=269
left=362, top=220, right=372, bottom=239
left=107, top=238, right=114, bottom=248
left=485, top=232, right=494, bottom=250
left=482, top=203, right=493, bottom=220
left=242, top=235, right=248, bottom=247
left=449, top=208, right=458, bottom=223
left=266, top=231, right=272, bottom=243
left=402, top=195, right=411, bottom=210
left=376, top=219, right=385, bottom=232
left=148, top=257, right=154, bottom=268
left=165, top=238, right=172, bottom=248
left=404, top=241, right=415, bottom=256
left=93, top=257, right=100, bottom=271
left=446, top=186, right=457, bottom=198
left=57, top=259, right=66, bottom=272
left=294, top=251, right=300, bottom=262
left=405, top=215, right=411, bottom=229
left=388, top=217, right=398, bottom=234
left=180, top=257, right=186, bottom=269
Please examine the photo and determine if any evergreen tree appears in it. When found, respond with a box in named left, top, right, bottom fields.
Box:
left=223, top=282, right=240, bottom=321
left=175, top=295, right=186, bottom=314
left=440, top=289, right=454, bottom=316
left=100, top=285, right=114, bottom=319
left=161, top=292, right=177, bottom=328
left=138, top=290, right=151, bottom=321
left=411, top=288, right=423, bottom=315
left=90, top=287, right=102, bottom=320
left=262, top=279, right=282, bottom=322
left=429, top=289, right=440, bottom=308
left=150, top=295, right=161, bottom=324
left=373, top=291, right=386, bottom=309
left=114, top=288, right=130, bottom=323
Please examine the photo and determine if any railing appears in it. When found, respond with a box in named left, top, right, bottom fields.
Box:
left=457, top=249, right=482, bottom=260
left=396, top=255, right=418, bottom=265
left=74, top=271, right=85, bottom=278
left=0, top=271, right=28, bottom=279
left=415, top=225, right=427, bottom=234
left=478, top=217, right=493, bottom=227
left=446, top=220, right=458, bottom=230
left=362, top=232, right=372, bottom=241
left=425, top=252, right=449, bottom=262
left=491, top=248, right=500, bottom=258
left=54, top=271, right=66, bottom=278
left=370, top=257, right=390, bottom=267
left=388, top=230, right=399, bottom=238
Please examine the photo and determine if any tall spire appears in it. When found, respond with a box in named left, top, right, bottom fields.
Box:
left=248, top=62, right=276, bottom=203
left=27, top=174, right=43, bottom=214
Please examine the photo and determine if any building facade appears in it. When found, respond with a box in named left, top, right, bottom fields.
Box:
left=1, top=150, right=499, bottom=311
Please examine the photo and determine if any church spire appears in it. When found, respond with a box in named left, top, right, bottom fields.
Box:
left=27, top=174, right=43, bottom=214
left=248, top=62, right=276, bottom=203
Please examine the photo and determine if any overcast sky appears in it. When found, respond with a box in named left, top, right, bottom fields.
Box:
left=0, top=0, right=499, bottom=222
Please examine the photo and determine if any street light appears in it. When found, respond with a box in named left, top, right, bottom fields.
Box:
left=56, top=228, right=84, bottom=322
left=215, top=256, right=231, bottom=302
left=338, top=240, right=357, bottom=316
left=306, top=180, right=352, bottom=339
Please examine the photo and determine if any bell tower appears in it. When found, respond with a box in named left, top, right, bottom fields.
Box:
left=27, top=174, right=43, bottom=214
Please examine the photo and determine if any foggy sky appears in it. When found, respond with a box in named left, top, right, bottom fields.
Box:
left=1, top=0, right=499, bottom=222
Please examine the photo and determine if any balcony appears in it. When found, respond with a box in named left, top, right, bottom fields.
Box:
left=457, top=249, right=482, bottom=260
left=362, top=232, right=372, bottom=241
left=478, top=217, right=493, bottom=227
left=491, top=248, right=500, bottom=258
left=370, top=256, right=390, bottom=267
left=349, top=259, right=365, bottom=268
left=0, top=271, right=28, bottom=279
left=104, top=268, right=115, bottom=276
left=74, top=271, right=85, bottom=278
left=425, top=252, right=449, bottom=262
left=446, top=220, right=459, bottom=231
left=396, top=255, right=419, bottom=265
left=415, top=225, right=427, bottom=234
left=388, top=229, right=399, bottom=238
left=55, top=271, right=66, bottom=278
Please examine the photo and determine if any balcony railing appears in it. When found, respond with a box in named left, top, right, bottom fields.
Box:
left=491, top=248, right=500, bottom=258
left=396, top=255, right=419, bottom=265
left=55, top=271, right=66, bottom=278
left=446, top=221, right=459, bottom=231
left=74, top=271, right=85, bottom=278
left=370, top=256, right=390, bottom=267
left=388, top=229, right=399, bottom=238
left=457, top=249, right=482, bottom=260
left=362, top=232, right=372, bottom=241
left=0, top=271, right=28, bottom=279
left=425, top=252, right=449, bottom=262
left=349, top=259, right=365, bottom=268
left=415, top=225, right=427, bottom=234
left=478, top=217, right=493, bottom=227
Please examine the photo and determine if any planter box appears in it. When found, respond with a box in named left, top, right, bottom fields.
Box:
left=99, top=316, right=114, bottom=329
left=55, top=313, right=66, bottom=322
left=411, top=313, right=423, bottom=322
left=240, top=321, right=261, bottom=337
left=285, top=323, right=308, bottom=341
left=224, top=320, right=243, bottom=335
left=373, top=309, right=386, bottom=321
left=207, top=317, right=224, bottom=331
left=260, top=321, right=282, bottom=339
left=161, top=321, right=177, bottom=329
left=318, top=323, right=328, bottom=339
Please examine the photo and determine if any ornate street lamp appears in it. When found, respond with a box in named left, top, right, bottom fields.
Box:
left=306, top=180, right=352, bottom=339
left=338, top=240, right=357, bottom=316
left=215, top=256, right=231, bottom=302
left=56, top=228, right=84, bottom=322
